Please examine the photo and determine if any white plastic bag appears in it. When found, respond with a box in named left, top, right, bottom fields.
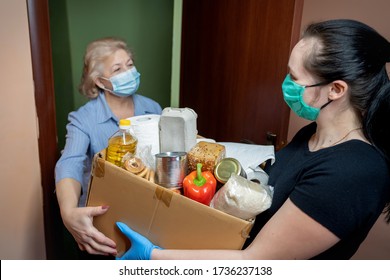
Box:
left=210, top=173, right=273, bottom=220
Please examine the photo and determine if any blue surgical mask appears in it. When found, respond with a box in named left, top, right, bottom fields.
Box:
left=282, top=74, right=331, bottom=121
left=101, top=67, right=140, bottom=97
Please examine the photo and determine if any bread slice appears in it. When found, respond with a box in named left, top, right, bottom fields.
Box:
left=187, top=141, right=226, bottom=172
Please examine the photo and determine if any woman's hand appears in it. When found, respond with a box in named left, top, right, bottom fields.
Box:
left=56, top=178, right=117, bottom=256
left=62, top=205, right=117, bottom=256
left=116, top=222, right=162, bottom=260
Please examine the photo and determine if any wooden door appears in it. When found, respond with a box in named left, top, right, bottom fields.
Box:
left=180, top=0, right=303, bottom=150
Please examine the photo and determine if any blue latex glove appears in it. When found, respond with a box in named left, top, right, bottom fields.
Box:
left=116, top=222, right=162, bottom=260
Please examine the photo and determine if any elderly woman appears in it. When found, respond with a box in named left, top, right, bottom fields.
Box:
left=55, top=37, right=162, bottom=257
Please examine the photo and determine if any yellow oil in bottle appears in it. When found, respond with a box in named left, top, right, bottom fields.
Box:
left=106, top=119, right=138, bottom=167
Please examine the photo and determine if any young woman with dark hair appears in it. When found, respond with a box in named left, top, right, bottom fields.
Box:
left=116, top=19, right=390, bottom=260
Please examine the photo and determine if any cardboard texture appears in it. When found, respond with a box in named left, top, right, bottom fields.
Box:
left=86, top=151, right=254, bottom=256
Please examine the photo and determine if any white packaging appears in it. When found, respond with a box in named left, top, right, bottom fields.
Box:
left=210, top=173, right=273, bottom=220
left=159, top=107, right=198, bottom=153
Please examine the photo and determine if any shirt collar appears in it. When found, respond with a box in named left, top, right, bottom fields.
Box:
left=96, top=92, right=152, bottom=123
left=133, top=94, right=155, bottom=115
left=96, top=92, right=118, bottom=124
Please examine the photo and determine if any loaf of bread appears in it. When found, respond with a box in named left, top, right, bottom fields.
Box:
left=187, top=141, right=226, bottom=172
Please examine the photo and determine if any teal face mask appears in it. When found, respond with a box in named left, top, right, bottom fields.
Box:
left=282, top=74, right=331, bottom=121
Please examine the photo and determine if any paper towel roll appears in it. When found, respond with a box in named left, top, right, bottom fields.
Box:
left=128, top=115, right=160, bottom=156
left=245, top=166, right=269, bottom=185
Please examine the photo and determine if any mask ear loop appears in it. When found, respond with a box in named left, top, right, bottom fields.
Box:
left=320, top=99, right=333, bottom=110
left=305, top=80, right=329, bottom=88
left=96, top=76, right=114, bottom=92
left=306, top=80, right=332, bottom=110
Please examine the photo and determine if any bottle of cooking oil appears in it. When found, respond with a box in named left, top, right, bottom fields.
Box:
left=106, top=119, right=138, bottom=167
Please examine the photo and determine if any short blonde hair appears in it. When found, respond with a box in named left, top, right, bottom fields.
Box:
left=79, top=37, right=133, bottom=98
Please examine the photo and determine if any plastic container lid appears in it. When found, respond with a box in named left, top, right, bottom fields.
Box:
left=214, top=157, right=244, bottom=184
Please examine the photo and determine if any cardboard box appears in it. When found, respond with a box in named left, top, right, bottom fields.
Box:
left=86, top=151, right=254, bottom=257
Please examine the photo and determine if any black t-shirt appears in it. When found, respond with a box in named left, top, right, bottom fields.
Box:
left=244, top=122, right=390, bottom=259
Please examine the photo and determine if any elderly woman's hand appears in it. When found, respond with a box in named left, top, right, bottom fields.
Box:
left=62, top=205, right=117, bottom=256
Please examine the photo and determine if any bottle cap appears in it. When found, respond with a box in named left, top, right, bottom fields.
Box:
left=119, top=119, right=131, bottom=128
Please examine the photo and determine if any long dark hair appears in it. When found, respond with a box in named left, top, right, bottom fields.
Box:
left=302, top=19, right=390, bottom=221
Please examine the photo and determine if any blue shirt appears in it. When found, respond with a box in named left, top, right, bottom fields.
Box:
left=55, top=93, right=162, bottom=206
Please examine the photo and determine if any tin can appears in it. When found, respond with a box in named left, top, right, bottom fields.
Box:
left=214, top=157, right=247, bottom=184
left=155, top=152, right=187, bottom=191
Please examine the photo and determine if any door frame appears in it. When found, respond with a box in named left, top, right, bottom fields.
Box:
left=27, top=0, right=62, bottom=259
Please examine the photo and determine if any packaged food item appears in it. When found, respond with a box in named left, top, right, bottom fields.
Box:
left=214, top=157, right=247, bottom=184
left=121, top=144, right=157, bottom=183
left=210, top=173, right=273, bottom=220
left=155, top=151, right=187, bottom=192
left=123, top=156, right=145, bottom=173
left=123, top=155, right=155, bottom=183
left=106, top=119, right=138, bottom=167
left=187, top=141, right=226, bottom=172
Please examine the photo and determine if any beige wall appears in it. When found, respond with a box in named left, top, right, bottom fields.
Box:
left=287, top=0, right=390, bottom=259
left=0, top=0, right=46, bottom=259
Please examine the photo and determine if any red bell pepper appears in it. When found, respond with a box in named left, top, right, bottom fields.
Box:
left=183, top=163, right=217, bottom=206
